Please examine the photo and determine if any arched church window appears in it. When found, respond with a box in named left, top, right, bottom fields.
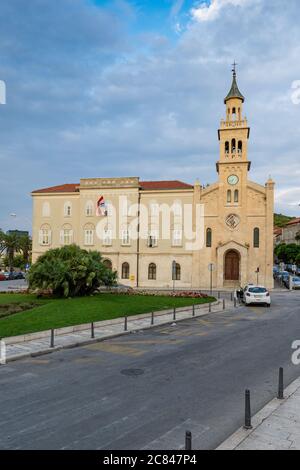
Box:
left=121, top=262, right=130, bottom=280
left=231, top=139, right=236, bottom=154
left=232, top=107, right=236, bottom=120
left=227, top=190, right=232, bottom=203
left=225, top=141, right=230, bottom=154
left=254, top=228, right=260, bottom=248
left=206, top=228, right=212, bottom=248
left=148, top=263, right=156, bottom=280
left=238, top=141, right=243, bottom=154
left=234, top=190, right=239, bottom=203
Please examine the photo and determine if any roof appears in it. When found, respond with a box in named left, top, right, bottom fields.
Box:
left=140, top=180, right=193, bottom=190
left=224, top=72, right=245, bottom=104
left=285, top=218, right=300, bottom=226
left=32, top=184, right=79, bottom=194
left=32, top=180, right=193, bottom=194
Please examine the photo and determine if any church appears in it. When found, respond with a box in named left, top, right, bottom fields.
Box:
left=31, top=69, right=274, bottom=290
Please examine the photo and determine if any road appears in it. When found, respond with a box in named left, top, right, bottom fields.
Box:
left=0, top=279, right=27, bottom=292
left=1, top=291, right=300, bottom=450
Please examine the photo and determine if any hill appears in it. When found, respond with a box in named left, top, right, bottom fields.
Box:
left=274, top=213, right=294, bottom=228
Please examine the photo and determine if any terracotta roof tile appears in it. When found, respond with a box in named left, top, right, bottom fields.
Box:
left=32, top=180, right=193, bottom=194
left=140, top=180, right=193, bottom=190
left=32, top=184, right=79, bottom=194
left=285, top=218, right=300, bottom=226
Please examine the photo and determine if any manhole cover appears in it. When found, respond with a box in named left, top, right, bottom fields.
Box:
left=121, top=368, right=144, bottom=377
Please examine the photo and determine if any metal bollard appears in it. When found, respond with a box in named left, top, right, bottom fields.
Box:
left=173, top=307, right=176, bottom=321
left=91, top=322, right=95, bottom=339
left=218, top=291, right=221, bottom=299
left=223, top=299, right=226, bottom=310
left=278, top=367, right=284, bottom=400
left=124, top=316, right=128, bottom=331
left=50, top=329, right=55, bottom=348
left=231, top=292, right=233, bottom=301
left=234, top=297, right=237, bottom=308
left=244, top=390, right=252, bottom=430
left=151, top=311, right=154, bottom=326
left=192, top=304, right=195, bottom=317
left=209, top=302, right=211, bottom=313
left=185, top=431, right=192, bottom=450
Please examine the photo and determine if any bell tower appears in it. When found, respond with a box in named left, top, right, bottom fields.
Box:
left=217, top=64, right=250, bottom=205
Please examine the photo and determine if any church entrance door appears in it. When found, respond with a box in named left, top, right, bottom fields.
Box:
left=224, top=250, right=240, bottom=281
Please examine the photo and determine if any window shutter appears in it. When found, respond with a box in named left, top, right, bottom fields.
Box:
left=60, top=230, right=64, bottom=245
left=70, top=230, right=74, bottom=243
left=48, top=230, right=52, bottom=245
left=39, top=230, right=43, bottom=245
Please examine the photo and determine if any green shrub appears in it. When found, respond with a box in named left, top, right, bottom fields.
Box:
left=28, top=245, right=117, bottom=298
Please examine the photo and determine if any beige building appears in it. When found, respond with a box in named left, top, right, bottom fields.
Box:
left=32, top=70, right=275, bottom=289
left=281, top=219, right=300, bottom=245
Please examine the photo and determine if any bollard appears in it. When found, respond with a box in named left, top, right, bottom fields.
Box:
left=218, top=291, right=221, bottom=299
left=223, top=299, right=226, bottom=310
left=50, top=329, right=55, bottom=348
left=231, top=292, right=233, bottom=301
left=185, top=431, right=192, bottom=450
left=91, top=322, right=95, bottom=339
left=151, top=311, right=154, bottom=326
left=244, top=390, right=252, bottom=430
left=192, top=304, right=195, bottom=317
left=234, top=297, right=237, bottom=308
left=173, top=307, right=176, bottom=321
left=278, top=367, right=284, bottom=400
left=209, top=302, right=211, bottom=313
left=124, top=316, right=128, bottom=332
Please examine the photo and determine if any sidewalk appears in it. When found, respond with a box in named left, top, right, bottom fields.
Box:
left=217, top=376, right=300, bottom=450
left=1, top=299, right=231, bottom=364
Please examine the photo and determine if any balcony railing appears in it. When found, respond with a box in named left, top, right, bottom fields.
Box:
left=220, top=118, right=248, bottom=128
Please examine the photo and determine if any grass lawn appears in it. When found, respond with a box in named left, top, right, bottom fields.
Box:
left=0, top=293, right=215, bottom=339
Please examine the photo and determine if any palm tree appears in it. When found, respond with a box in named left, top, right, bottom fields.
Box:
left=19, top=234, right=32, bottom=265
left=0, top=232, right=22, bottom=272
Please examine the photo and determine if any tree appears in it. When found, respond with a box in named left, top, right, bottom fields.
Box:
left=19, top=234, right=32, bottom=265
left=28, top=244, right=117, bottom=298
left=275, top=243, right=300, bottom=264
left=0, top=232, right=22, bottom=271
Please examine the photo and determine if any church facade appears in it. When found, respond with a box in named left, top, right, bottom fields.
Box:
left=32, top=71, right=275, bottom=290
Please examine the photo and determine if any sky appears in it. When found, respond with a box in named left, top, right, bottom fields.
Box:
left=0, top=0, right=300, bottom=232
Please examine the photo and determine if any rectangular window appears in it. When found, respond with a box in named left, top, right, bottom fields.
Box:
left=84, top=230, right=94, bottom=246
left=172, top=229, right=182, bottom=247
left=121, top=229, right=130, bottom=246
left=63, top=230, right=72, bottom=245
left=39, top=230, right=51, bottom=246
left=148, top=231, right=158, bottom=247
left=103, top=229, right=112, bottom=246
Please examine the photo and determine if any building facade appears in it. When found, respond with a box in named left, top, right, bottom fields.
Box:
left=281, top=219, right=300, bottom=245
left=32, top=71, right=275, bottom=289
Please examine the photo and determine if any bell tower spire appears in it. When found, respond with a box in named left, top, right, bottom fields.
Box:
left=217, top=64, right=250, bottom=172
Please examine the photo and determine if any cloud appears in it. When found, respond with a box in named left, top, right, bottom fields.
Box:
left=0, top=0, right=300, bottom=232
left=191, top=0, right=257, bottom=22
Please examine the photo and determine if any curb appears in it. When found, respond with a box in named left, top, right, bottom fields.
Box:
left=2, top=299, right=235, bottom=364
left=216, top=375, right=300, bottom=450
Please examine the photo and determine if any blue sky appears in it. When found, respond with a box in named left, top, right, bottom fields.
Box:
left=0, top=0, right=300, bottom=232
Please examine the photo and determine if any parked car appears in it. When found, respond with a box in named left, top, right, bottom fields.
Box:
left=7, top=271, right=25, bottom=280
left=243, top=285, right=271, bottom=307
left=0, top=273, right=6, bottom=281
left=288, top=276, right=300, bottom=290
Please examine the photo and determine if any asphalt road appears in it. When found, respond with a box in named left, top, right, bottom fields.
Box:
left=1, top=291, right=300, bottom=450
left=0, top=279, right=27, bottom=292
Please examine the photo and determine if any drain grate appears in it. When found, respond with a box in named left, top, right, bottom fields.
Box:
left=121, top=368, right=144, bottom=377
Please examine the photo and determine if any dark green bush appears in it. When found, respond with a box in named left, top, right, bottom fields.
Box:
left=28, top=245, right=117, bottom=298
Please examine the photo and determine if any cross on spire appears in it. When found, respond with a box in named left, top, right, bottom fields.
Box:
left=232, top=61, right=238, bottom=76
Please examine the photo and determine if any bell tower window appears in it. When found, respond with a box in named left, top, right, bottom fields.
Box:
left=231, top=139, right=236, bottom=154
left=227, top=190, right=232, bottom=203
left=225, top=141, right=229, bottom=155
left=234, top=190, right=239, bottom=203
left=238, top=141, right=243, bottom=154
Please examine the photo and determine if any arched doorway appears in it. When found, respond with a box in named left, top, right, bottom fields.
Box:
left=224, top=250, right=240, bottom=281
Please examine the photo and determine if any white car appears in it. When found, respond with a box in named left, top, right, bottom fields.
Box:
left=243, top=285, right=271, bottom=307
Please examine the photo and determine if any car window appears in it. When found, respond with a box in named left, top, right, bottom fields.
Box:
left=248, top=287, right=267, bottom=294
